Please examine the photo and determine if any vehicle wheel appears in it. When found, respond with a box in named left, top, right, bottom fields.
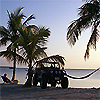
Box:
left=33, top=74, right=38, bottom=86
left=51, top=82, right=56, bottom=87
left=40, top=75, right=47, bottom=89
left=61, top=77, right=68, bottom=89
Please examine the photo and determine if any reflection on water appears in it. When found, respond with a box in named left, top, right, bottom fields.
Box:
left=0, top=68, right=100, bottom=88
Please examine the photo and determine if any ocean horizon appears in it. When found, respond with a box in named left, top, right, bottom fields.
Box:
left=0, top=67, right=100, bottom=88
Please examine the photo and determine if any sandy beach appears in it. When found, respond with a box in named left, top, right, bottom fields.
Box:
left=0, top=84, right=100, bottom=100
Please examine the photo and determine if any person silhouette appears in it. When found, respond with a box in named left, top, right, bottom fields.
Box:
left=1, top=73, right=13, bottom=83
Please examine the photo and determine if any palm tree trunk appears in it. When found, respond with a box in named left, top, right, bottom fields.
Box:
left=24, top=60, right=33, bottom=87
left=11, top=48, right=16, bottom=81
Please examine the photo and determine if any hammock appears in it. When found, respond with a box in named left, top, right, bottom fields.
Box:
left=64, top=67, right=100, bottom=79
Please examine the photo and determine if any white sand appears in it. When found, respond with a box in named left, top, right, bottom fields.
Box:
left=0, top=84, right=100, bottom=100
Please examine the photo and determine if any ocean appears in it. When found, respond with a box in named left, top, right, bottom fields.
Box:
left=0, top=68, right=100, bottom=88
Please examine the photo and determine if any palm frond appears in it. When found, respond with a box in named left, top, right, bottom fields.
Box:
left=0, top=50, right=13, bottom=62
left=7, top=7, right=25, bottom=34
left=36, top=27, right=50, bottom=46
left=84, top=22, right=100, bottom=59
left=23, top=14, right=35, bottom=25
left=15, top=53, right=28, bottom=65
left=0, top=37, right=10, bottom=46
left=0, top=49, right=28, bottom=64
left=0, top=26, right=11, bottom=46
left=79, top=1, right=99, bottom=17
left=32, top=46, right=47, bottom=60
left=7, top=10, right=11, bottom=21
left=67, top=15, right=92, bottom=46
left=82, top=0, right=99, bottom=3
left=0, top=26, right=10, bottom=37
left=14, top=7, right=24, bottom=17
left=35, top=55, right=66, bottom=67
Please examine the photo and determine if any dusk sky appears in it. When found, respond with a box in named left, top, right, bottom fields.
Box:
left=0, top=0, right=100, bottom=69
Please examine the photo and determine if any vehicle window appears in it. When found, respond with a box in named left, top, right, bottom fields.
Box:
left=43, top=63, right=52, bottom=67
left=36, top=63, right=60, bottom=68
left=55, top=64, right=60, bottom=68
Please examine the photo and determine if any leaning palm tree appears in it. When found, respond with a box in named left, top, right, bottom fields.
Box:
left=67, top=0, right=100, bottom=59
left=15, top=25, right=50, bottom=87
left=0, top=7, right=35, bottom=80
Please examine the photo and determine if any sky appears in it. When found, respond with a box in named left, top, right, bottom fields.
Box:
left=0, top=0, right=100, bottom=69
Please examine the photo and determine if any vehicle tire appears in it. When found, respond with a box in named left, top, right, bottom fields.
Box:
left=40, top=75, right=47, bottom=89
left=33, top=74, right=38, bottom=86
left=51, top=82, right=56, bottom=87
left=61, top=77, right=68, bottom=89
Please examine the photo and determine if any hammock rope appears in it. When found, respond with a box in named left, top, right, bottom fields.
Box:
left=64, top=67, right=100, bottom=79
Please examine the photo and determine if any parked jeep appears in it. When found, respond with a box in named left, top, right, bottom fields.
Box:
left=33, top=62, right=68, bottom=89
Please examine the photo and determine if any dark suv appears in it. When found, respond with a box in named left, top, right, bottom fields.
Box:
left=33, top=62, right=68, bottom=89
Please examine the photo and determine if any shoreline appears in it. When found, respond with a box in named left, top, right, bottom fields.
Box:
left=0, top=84, right=100, bottom=100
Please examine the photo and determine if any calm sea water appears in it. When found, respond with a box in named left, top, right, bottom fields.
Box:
left=0, top=68, right=100, bottom=88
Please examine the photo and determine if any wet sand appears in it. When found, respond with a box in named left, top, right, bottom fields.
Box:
left=0, top=84, right=100, bottom=100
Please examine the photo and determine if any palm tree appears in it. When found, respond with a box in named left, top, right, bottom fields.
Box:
left=67, top=0, right=100, bottom=59
left=15, top=25, right=50, bottom=87
left=0, top=7, right=35, bottom=80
